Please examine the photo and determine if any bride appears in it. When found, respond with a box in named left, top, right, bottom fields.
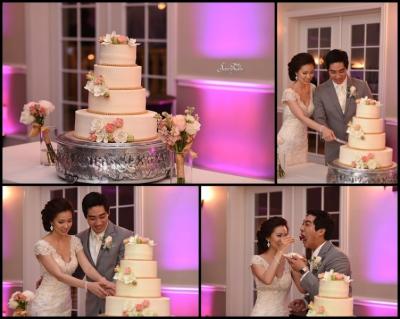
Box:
left=29, top=198, right=115, bottom=316
left=250, top=217, right=305, bottom=316
left=277, top=52, right=336, bottom=167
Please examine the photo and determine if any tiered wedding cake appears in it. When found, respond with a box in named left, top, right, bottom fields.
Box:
left=74, top=31, right=158, bottom=143
left=307, top=270, right=353, bottom=317
left=105, top=235, right=170, bottom=316
left=338, top=97, right=393, bottom=169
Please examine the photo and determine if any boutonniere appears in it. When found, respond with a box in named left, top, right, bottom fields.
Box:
left=347, top=85, right=357, bottom=99
left=101, top=235, right=113, bottom=250
left=309, top=256, right=322, bottom=271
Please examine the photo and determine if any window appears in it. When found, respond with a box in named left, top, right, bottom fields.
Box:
left=125, top=3, right=167, bottom=97
left=61, top=3, right=96, bottom=132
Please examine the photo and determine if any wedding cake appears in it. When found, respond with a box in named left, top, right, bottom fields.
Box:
left=74, top=31, right=158, bottom=143
left=338, top=97, right=393, bottom=169
left=307, top=270, right=353, bottom=317
left=105, top=235, right=170, bottom=316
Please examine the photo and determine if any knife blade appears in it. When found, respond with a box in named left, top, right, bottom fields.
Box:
left=335, top=138, right=347, bottom=144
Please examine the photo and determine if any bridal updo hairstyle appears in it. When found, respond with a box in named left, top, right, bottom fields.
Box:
left=288, top=52, right=316, bottom=81
left=256, top=217, right=289, bottom=255
left=324, top=49, right=349, bottom=70
left=41, top=198, right=74, bottom=232
left=306, top=210, right=334, bottom=240
left=82, top=192, right=110, bottom=218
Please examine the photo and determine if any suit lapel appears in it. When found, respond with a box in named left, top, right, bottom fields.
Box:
left=95, top=222, right=116, bottom=267
left=315, top=241, right=332, bottom=274
left=327, top=79, right=345, bottom=118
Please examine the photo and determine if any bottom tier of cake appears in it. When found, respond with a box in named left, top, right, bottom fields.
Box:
left=105, top=296, right=170, bottom=316
left=313, top=295, right=353, bottom=316
left=339, top=145, right=393, bottom=168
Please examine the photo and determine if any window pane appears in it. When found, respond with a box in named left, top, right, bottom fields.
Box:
left=63, top=104, right=78, bottom=132
left=351, top=24, right=364, bottom=46
left=50, top=189, right=63, bottom=199
left=65, top=188, right=78, bottom=211
left=350, top=70, right=364, bottom=80
left=149, top=42, right=167, bottom=76
left=324, top=187, right=339, bottom=212
left=63, top=73, right=78, bottom=101
left=307, top=28, right=318, bottom=48
left=127, top=6, right=145, bottom=39
left=119, top=207, right=134, bottom=230
left=318, top=70, right=329, bottom=84
left=81, top=8, right=95, bottom=38
left=306, top=187, right=321, bottom=211
left=255, top=217, right=267, bottom=240
left=365, top=47, right=379, bottom=69
left=269, top=192, right=282, bottom=215
left=351, top=48, right=364, bottom=69
left=317, top=134, right=325, bottom=154
left=69, top=212, right=77, bottom=235
left=365, top=71, right=379, bottom=94
left=319, top=49, right=330, bottom=69
left=148, top=78, right=166, bottom=96
left=137, top=44, right=145, bottom=72
left=330, top=213, right=339, bottom=240
left=255, top=193, right=268, bottom=216
left=308, top=132, right=316, bottom=153
left=149, top=5, right=167, bottom=39
left=109, top=208, right=116, bottom=224
left=101, top=186, right=117, bottom=207
left=63, top=41, right=78, bottom=69
left=63, top=8, right=77, bottom=37
left=332, top=241, right=339, bottom=247
left=119, top=186, right=134, bottom=206
left=320, top=27, right=331, bottom=48
left=366, top=23, right=380, bottom=46
left=307, top=49, right=319, bottom=67
left=81, top=41, right=96, bottom=70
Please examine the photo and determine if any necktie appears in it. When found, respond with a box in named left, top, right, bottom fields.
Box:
left=338, top=85, right=346, bottom=113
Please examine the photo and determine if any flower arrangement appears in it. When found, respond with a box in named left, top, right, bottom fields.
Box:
left=351, top=153, right=379, bottom=169
left=123, top=235, right=155, bottom=246
left=307, top=301, right=326, bottom=316
left=113, top=265, right=137, bottom=286
left=317, top=269, right=352, bottom=283
left=84, top=71, right=110, bottom=97
left=356, top=96, right=380, bottom=106
left=98, top=31, right=139, bottom=47
left=346, top=121, right=365, bottom=140
left=155, top=107, right=201, bottom=183
left=8, top=290, right=35, bottom=316
left=89, top=118, right=134, bottom=143
left=122, top=300, right=157, bottom=316
left=19, top=100, right=57, bottom=165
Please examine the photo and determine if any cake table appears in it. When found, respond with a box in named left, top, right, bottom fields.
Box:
left=327, top=160, right=397, bottom=184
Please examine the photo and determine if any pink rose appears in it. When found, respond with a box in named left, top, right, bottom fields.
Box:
left=89, top=133, right=97, bottom=142
left=142, top=300, right=150, bottom=308
left=172, top=115, right=186, bottom=132
left=362, top=156, right=368, bottom=163
left=353, top=124, right=361, bottom=130
left=351, top=161, right=356, bottom=168
left=135, top=303, right=144, bottom=312
left=114, top=118, right=124, bottom=128
left=335, top=274, right=344, bottom=280
left=118, top=35, right=127, bottom=43
left=105, top=123, right=116, bottom=133
left=367, top=153, right=374, bottom=160
left=124, top=267, right=132, bottom=275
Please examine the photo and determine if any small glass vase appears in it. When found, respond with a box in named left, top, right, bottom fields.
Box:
left=171, top=151, right=193, bottom=184
left=175, top=152, right=186, bottom=184
left=40, top=126, right=57, bottom=166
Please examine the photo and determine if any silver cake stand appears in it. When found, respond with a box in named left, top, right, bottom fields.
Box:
left=56, top=132, right=172, bottom=183
left=327, top=160, right=397, bottom=184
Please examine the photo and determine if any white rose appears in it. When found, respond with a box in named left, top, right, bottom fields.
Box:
left=95, top=130, right=107, bottom=143
left=113, top=129, right=128, bottom=143
left=22, top=290, right=35, bottom=302
left=84, top=81, right=94, bottom=94
left=20, top=110, right=35, bottom=125
left=38, top=100, right=55, bottom=115
left=8, top=299, right=18, bottom=309
left=128, top=38, right=137, bottom=47
left=91, top=119, right=105, bottom=133
left=367, top=159, right=378, bottom=170
left=185, top=120, right=201, bottom=135
left=93, top=85, right=105, bottom=97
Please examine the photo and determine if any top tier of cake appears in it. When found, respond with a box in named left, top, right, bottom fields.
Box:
left=98, top=44, right=137, bottom=66
left=355, top=96, right=382, bottom=119
left=317, top=270, right=351, bottom=298
left=123, top=235, right=155, bottom=260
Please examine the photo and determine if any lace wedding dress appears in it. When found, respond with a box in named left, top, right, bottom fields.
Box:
left=277, top=85, right=315, bottom=167
left=250, top=255, right=292, bottom=316
left=29, top=236, right=83, bottom=316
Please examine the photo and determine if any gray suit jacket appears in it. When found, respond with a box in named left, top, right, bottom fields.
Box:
left=73, top=222, right=133, bottom=316
left=313, top=77, right=372, bottom=163
left=300, top=241, right=351, bottom=301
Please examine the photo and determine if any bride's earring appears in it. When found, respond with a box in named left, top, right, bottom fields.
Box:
left=295, top=74, right=298, bottom=81
left=50, top=225, right=54, bottom=232
left=266, top=239, right=270, bottom=248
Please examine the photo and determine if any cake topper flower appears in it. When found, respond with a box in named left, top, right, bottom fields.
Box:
left=98, top=31, right=140, bottom=47
left=318, top=269, right=353, bottom=283
left=123, top=235, right=155, bottom=246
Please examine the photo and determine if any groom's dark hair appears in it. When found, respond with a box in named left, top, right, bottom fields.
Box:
left=306, top=210, right=334, bottom=240
left=324, top=49, right=349, bottom=70
left=82, top=192, right=110, bottom=218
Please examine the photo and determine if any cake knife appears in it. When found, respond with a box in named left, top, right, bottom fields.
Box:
left=335, top=138, right=347, bottom=144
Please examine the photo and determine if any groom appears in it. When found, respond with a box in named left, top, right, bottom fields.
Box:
left=286, top=210, right=351, bottom=315
left=313, top=49, right=372, bottom=163
left=73, top=192, right=133, bottom=316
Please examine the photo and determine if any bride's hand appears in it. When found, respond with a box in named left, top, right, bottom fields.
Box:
left=277, top=235, right=295, bottom=253
left=321, top=126, right=336, bottom=141
left=99, top=280, right=116, bottom=295
left=87, top=282, right=108, bottom=299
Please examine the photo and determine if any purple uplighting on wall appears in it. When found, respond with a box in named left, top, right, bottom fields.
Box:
left=177, top=81, right=275, bottom=179
left=162, top=286, right=199, bottom=316
left=196, top=3, right=274, bottom=58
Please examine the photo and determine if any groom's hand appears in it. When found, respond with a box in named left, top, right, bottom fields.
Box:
left=321, top=126, right=336, bottom=141
left=287, top=255, right=307, bottom=272
left=288, top=299, right=307, bottom=313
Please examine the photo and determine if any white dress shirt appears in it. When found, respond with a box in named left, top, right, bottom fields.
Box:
left=333, top=78, right=348, bottom=113
left=300, top=241, right=327, bottom=281
left=89, top=224, right=108, bottom=265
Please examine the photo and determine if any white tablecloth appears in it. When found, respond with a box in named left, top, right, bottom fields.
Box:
left=3, top=142, right=273, bottom=184
left=277, top=162, right=328, bottom=183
